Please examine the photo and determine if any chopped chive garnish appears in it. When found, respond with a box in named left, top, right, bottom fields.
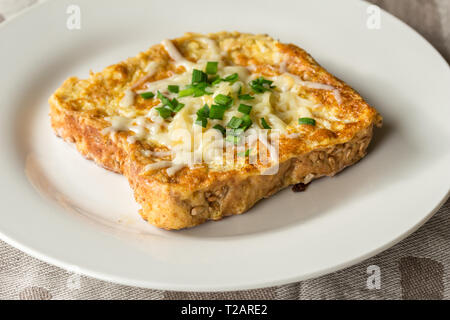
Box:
left=211, top=73, right=239, bottom=86
left=205, top=61, right=218, bottom=75
left=249, top=77, right=275, bottom=93
left=197, top=88, right=213, bottom=97
left=208, top=75, right=219, bottom=84
left=261, top=118, right=271, bottom=129
left=157, top=91, right=170, bottom=104
left=212, top=77, right=223, bottom=85
left=238, top=94, right=254, bottom=100
left=173, top=102, right=185, bottom=112
left=213, top=124, right=226, bottom=136
left=196, top=104, right=210, bottom=119
left=214, top=94, right=233, bottom=107
left=178, top=87, right=196, bottom=97
left=192, top=69, right=208, bottom=84
left=225, top=135, right=241, bottom=145
left=227, top=116, right=243, bottom=129
left=195, top=117, right=208, bottom=128
left=238, top=86, right=242, bottom=95
left=140, top=92, right=155, bottom=99
left=194, top=104, right=209, bottom=128
left=157, top=91, right=184, bottom=113
left=209, top=105, right=227, bottom=120
left=168, top=85, right=179, bottom=93
left=237, top=149, right=251, bottom=157
left=238, top=104, right=252, bottom=115
left=223, top=73, right=239, bottom=84
left=192, top=84, right=208, bottom=97
left=170, top=98, right=179, bottom=109
left=228, top=128, right=244, bottom=136
left=157, top=91, right=175, bottom=109
left=240, top=114, right=253, bottom=130
left=298, top=117, right=316, bottom=126
left=179, top=82, right=212, bottom=98
left=155, top=106, right=172, bottom=119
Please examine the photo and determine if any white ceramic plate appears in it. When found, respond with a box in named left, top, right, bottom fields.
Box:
left=0, top=0, right=449, bottom=292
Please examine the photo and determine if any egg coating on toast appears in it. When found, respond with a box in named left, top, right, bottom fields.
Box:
left=49, top=32, right=381, bottom=229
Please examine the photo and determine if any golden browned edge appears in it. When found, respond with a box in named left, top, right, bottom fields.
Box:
left=50, top=103, right=374, bottom=230
left=49, top=32, right=382, bottom=230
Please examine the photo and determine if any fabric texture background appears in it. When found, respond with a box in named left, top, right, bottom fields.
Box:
left=0, top=0, right=449, bottom=300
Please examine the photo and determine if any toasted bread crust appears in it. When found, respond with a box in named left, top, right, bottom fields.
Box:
left=50, top=101, right=373, bottom=229
left=49, top=32, right=381, bottom=229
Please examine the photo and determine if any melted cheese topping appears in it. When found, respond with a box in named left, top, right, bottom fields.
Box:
left=278, top=62, right=342, bottom=104
left=119, top=89, right=135, bottom=108
left=104, top=38, right=344, bottom=176
left=131, top=61, right=160, bottom=90
left=162, top=39, right=195, bottom=70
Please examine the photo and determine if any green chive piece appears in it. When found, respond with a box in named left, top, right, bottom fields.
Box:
left=168, top=85, right=179, bottom=93
left=195, top=104, right=209, bottom=128
left=173, top=102, right=185, bottom=112
left=238, top=94, right=255, bottom=100
left=213, top=124, right=226, bottom=136
left=223, top=73, right=239, bottom=84
left=196, top=104, right=210, bottom=119
left=195, top=117, right=208, bottom=128
left=214, top=94, right=232, bottom=106
left=228, top=128, right=244, bottom=136
left=157, top=91, right=174, bottom=109
left=298, top=117, right=316, bottom=126
left=227, top=116, right=243, bottom=129
left=209, top=105, right=227, bottom=120
left=225, top=135, right=241, bottom=145
left=205, top=61, right=218, bottom=75
left=258, top=77, right=274, bottom=85
left=240, top=114, right=253, bottom=130
left=208, top=75, right=219, bottom=84
left=193, top=86, right=211, bottom=97
left=238, top=104, right=252, bottom=115
left=155, top=106, right=172, bottom=119
left=211, top=73, right=239, bottom=86
left=238, top=149, right=251, bottom=157
left=179, top=82, right=212, bottom=98
left=178, top=87, right=196, bottom=97
left=249, top=77, right=275, bottom=93
left=140, top=92, right=155, bottom=99
left=212, top=77, right=223, bottom=85
left=261, top=118, right=271, bottom=129
left=170, top=97, right=180, bottom=108
left=192, top=69, right=208, bottom=84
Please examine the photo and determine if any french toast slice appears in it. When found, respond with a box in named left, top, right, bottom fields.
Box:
left=49, top=32, right=381, bottom=230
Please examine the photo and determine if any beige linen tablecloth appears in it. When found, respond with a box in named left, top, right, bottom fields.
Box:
left=1, top=0, right=449, bottom=300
